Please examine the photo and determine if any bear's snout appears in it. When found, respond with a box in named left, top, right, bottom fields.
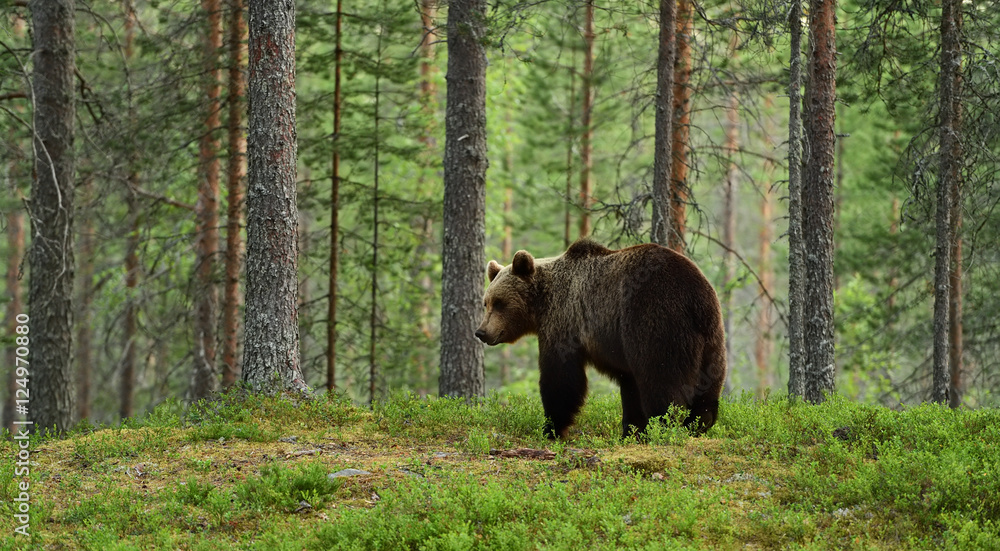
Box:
left=474, top=328, right=489, bottom=343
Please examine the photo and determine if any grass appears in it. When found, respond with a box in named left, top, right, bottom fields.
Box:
left=1, top=390, right=998, bottom=550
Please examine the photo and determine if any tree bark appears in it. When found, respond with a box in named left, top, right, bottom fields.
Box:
left=786, top=0, right=806, bottom=399
left=369, top=44, right=383, bottom=405
left=947, top=5, right=964, bottom=410
left=326, top=0, right=343, bottom=394
left=222, top=0, right=247, bottom=389
left=650, top=0, right=676, bottom=247
left=121, top=1, right=139, bottom=420
left=949, top=209, right=963, bottom=407
left=439, top=0, right=487, bottom=399
left=3, top=15, right=27, bottom=435
left=242, top=0, right=308, bottom=395
left=578, top=0, right=595, bottom=239
left=801, top=0, right=838, bottom=403
left=564, top=49, right=576, bottom=249
left=933, top=0, right=962, bottom=404
left=414, top=0, right=438, bottom=398
left=29, top=0, right=77, bottom=433
left=190, top=0, right=223, bottom=401
left=668, top=0, right=694, bottom=254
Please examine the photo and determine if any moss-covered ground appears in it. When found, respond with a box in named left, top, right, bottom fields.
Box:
left=1, top=391, right=998, bottom=550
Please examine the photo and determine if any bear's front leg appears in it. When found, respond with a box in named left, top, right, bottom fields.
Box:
left=538, top=347, right=587, bottom=439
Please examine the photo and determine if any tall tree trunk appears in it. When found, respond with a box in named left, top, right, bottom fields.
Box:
left=191, top=0, right=223, bottom=401
left=222, top=0, right=247, bottom=389
left=801, top=0, right=838, bottom=404
left=4, top=210, right=26, bottom=433
left=326, top=0, right=343, bottom=393
left=3, top=15, right=27, bottom=435
left=578, top=0, right=595, bottom=239
left=414, top=0, right=438, bottom=398
left=369, top=38, right=383, bottom=406
left=668, top=0, right=694, bottom=254
left=650, top=0, right=676, bottom=247
left=439, top=0, right=487, bottom=399
left=949, top=208, right=962, bottom=408
left=786, top=0, right=806, bottom=399
left=722, top=91, right=739, bottom=365
left=564, top=49, right=576, bottom=249
left=242, top=0, right=308, bottom=395
left=947, top=6, right=964, bottom=410
left=29, top=0, right=77, bottom=433
left=121, top=0, right=139, bottom=421
left=933, top=0, right=962, bottom=404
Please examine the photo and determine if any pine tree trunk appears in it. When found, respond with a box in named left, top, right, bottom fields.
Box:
left=578, top=0, right=595, bottom=239
left=326, top=0, right=343, bottom=393
left=222, top=0, right=247, bottom=389
left=4, top=210, right=25, bottom=433
left=786, top=0, right=806, bottom=399
left=414, top=0, right=438, bottom=398
left=650, top=0, right=676, bottom=247
left=564, top=49, right=576, bottom=249
left=121, top=3, right=139, bottom=420
left=933, top=0, right=962, bottom=404
left=801, top=0, right=838, bottom=404
left=668, top=0, right=694, bottom=254
left=191, top=0, right=223, bottom=401
left=242, top=0, right=309, bottom=395
left=949, top=215, right=963, bottom=407
left=3, top=15, right=27, bottom=435
left=439, top=0, right=487, bottom=399
left=369, top=53, right=383, bottom=405
left=947, top=6, right=964, bottom=410
left=29, top=0, right=77, bottom=432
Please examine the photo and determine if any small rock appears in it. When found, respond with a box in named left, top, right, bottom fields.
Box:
left=279, top=436, right=298, bottom=443
left=293, top=500, right=313, bottom=513
left=329, top=468, right=371, bottom=479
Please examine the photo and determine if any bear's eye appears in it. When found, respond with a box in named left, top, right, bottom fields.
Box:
left=492, top=299, right=505, bottom=311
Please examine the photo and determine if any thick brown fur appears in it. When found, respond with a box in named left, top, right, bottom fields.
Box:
left=476, top=239, right=727, bottom=439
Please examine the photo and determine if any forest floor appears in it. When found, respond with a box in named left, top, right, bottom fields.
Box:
left=1, top=390, right=998, bottom=550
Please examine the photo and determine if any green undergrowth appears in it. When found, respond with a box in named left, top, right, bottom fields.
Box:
left=1, top=390, right=998, bottom=550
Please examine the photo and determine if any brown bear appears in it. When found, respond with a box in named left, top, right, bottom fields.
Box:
left=475, top=239, right=727, bottom=439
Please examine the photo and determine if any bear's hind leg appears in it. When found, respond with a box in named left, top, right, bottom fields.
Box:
left=618, top=375, right=649, bottom=438
left=539, top=349, right=587, bottom=439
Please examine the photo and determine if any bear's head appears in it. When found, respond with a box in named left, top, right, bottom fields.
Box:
left=475, top=250, right=537, bottom=346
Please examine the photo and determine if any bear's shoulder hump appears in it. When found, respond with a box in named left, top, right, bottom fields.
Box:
left=564, top=238, right=612, bottom=260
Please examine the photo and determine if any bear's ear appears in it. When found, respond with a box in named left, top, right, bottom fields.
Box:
left=487, top=260, right=503, bottom=282
left=511, top=250, right=535, bottom=278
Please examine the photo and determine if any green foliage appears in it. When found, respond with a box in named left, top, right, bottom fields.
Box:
left=3, top=393, right=999, bottom=549
left=174, top=476, right=215, bottom=506
left=235, top=462, right=342, bottom=513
